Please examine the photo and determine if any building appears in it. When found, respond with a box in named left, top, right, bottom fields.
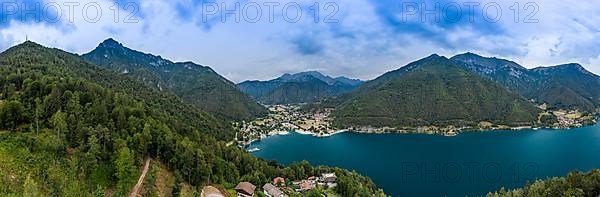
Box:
left=273, top=177, right=285, bottom=186
left=201, top=186, right=225, bottom=197
left=235, top=182, right=256, bottom=197
left=298, top=181, right=315, bottom=191
left=321, top=173, right=337, bottom=183
left=263, top=183, right=284, bottom=197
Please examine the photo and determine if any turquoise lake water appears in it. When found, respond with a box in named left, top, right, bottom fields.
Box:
left=249, top=123, right=600, bottom=196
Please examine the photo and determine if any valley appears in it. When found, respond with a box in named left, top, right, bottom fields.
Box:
left=3, top=1, right=600, bottom=196
left=238, top=71, right=364, bottom=105
left=0, top=40, right=599, bottom=197
left=236, top=54, right=599, bottom=146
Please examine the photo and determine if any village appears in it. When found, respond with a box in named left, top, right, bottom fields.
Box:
left=200, top=173, right=339, bottom=197
left=235, top=105, right=342, bottom=147
left=234, top=104, right=599, bottom=146
left=550, top=109, right=598, bottom=128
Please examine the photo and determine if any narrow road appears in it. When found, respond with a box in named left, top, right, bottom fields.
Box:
left=130, top=158, right=151, bottom=197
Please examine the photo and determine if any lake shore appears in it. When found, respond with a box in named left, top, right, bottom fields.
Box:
left=244, top=117, right=599, bottom=152
left=249, top=121, right=600, bottom=197
left=294, top=129, right=348, bottom=137
left=289, top=116, right=599, bottom=138
left=344, top=118, right=599, bottom=137
left=246, top=118, right=599, bottom=146
left=238, top=104, right=598, bottom=146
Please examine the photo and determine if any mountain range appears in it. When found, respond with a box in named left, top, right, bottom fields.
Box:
left=238, top=71, right=364, bottom=104
left=0, top=39, right=598, bottom=196
left=451, top=53, right=600, bottom=112
left=332, top=55, right=542, bottom=128
left=328, top=53, right=600, bottom=129
left=82, top=38, right=267, bottom=120
left=1, top=41, right=237, bottom=138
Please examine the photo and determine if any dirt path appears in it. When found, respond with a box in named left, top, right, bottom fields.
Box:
left=130, top=158, right=151, bottom=197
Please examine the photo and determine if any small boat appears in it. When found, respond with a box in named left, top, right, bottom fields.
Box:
left=444, top=131, right=458, bottom=137
left=247, top=148, right=260, bottom=152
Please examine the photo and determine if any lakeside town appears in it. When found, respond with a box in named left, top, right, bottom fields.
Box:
left=234, top=105, right=345, bottom=147
left=235, top=104, right=598, bottom=146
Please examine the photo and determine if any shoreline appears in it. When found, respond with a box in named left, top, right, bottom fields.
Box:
left=243, top=116, right=599, bottom=147
left=290, top=120, right=598, bottom=139
left=293, top=129, right=348, bottom=137
left=345, top=119, right=599, bottom=137
left=341, top=115, right=599, bottom=137
left=244, top=121, right=599, bottom=149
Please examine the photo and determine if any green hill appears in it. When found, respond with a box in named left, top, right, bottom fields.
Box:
left=530, top=64, right=600, bottom=111
left=238, top=71, right=363, bottom=104
left=332, top=55, right=541, bottom=128
left=1, top=41, right=233, bottom=139
left=82, top=38, right=267, bottom=120
left=452, top=53, right=600, bottom=112
left=0, top=41, right=385, bottom=196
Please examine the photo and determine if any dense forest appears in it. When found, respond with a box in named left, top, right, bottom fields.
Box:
left=488, top=170, right=600, bottom=197
left=82, top=38, right=267, bottom=121
left=0, top=41, right=385, bottom=196
left=332, top=55, right=542, bottom=128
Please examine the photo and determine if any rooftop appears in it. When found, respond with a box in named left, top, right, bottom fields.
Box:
left=235, top=182, right=256, bottom=195
left=263, top=183, right=283, bottom=197
left=201, top=186, right=225, bottom=197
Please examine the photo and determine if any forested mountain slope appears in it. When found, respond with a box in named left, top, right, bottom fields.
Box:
left=83, top=39, right=267, bottom=120
left=452, top=53, right=600, bottom=112
left=0, top=41, right=385, bottom=196
left=332, top=55, right=541, bottom=128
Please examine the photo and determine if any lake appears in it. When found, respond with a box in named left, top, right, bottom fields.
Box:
left=249, top=124, right=600, bottom=196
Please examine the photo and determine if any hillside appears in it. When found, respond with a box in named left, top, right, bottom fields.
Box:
left=451, top=53, right=600, bottom=112
left=530, top=63, right=600, bottom=111
left=82, top=38, right=267, bottom=120
left=0, top=41, right=385, bottom=196
left=332, top=55, right=541, bottom=128
left=488, top=170, right=600, bottom=197
left=0, top=41, right=233, bottom=139
left=238, top=71, right=363, bottom=104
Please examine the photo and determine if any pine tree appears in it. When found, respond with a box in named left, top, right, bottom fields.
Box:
left=115, top=146, right=136, bottom=195
left=34, top=98, right=42, bottom=134
left=51, top=110, right=67, bottom=142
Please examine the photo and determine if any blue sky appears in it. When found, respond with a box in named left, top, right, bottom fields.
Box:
left=1, top=0, right=600, bottom=82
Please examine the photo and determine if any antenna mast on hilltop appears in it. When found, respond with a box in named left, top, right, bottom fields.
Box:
left=26, top=34, right=28, bottom=42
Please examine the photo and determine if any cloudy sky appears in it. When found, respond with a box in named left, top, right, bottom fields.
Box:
left=1, top=0, right=600, bottom=82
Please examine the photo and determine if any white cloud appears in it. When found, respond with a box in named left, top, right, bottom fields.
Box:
left=0, top=0, right=599, bottom=82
